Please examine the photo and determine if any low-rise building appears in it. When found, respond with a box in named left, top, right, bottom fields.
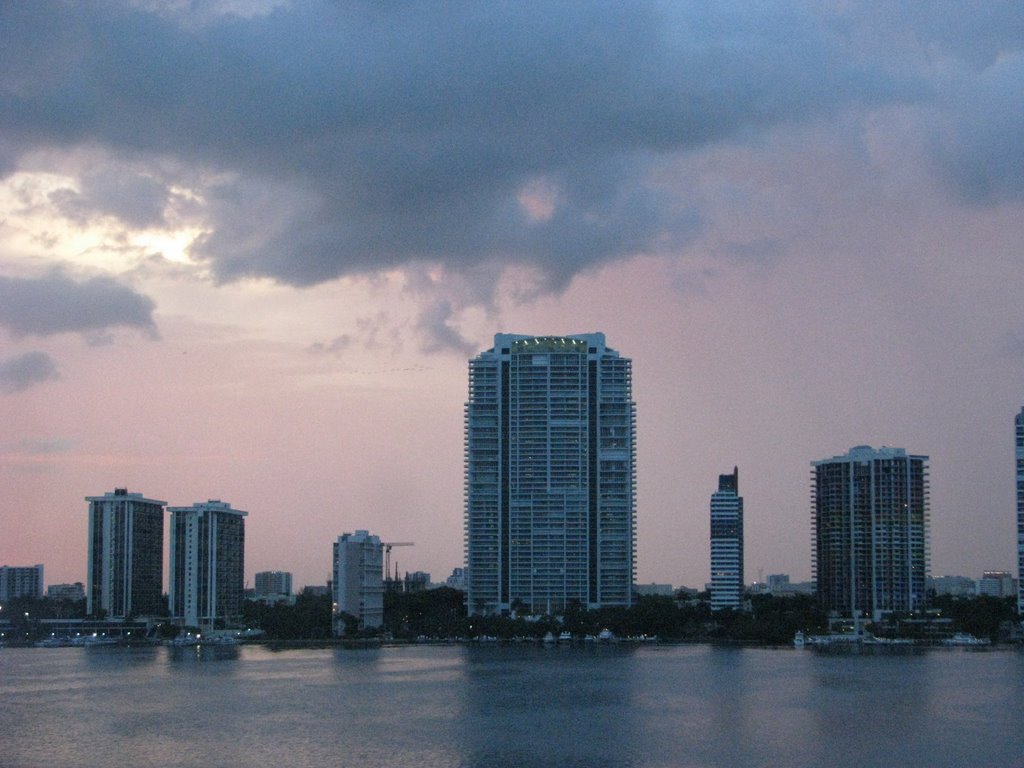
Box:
left=977, top=571, right=1016, bottom=598
left=928, top=575, right=977, bottom=596
left=1, top=565, right=44, bottom=600
left=634, top=583, right=674, bottom=597
left=445, top=568, right=467, bottom=591
left=47, top=582, right=85, bottom=602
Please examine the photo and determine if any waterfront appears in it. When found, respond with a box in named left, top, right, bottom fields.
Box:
left=2, top=643, right=1023, bottom=768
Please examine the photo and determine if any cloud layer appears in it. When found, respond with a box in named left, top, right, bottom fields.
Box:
left=10, top=0, right=1014, bottom=292
left=0, top=272, right=158, bottom=338
left=0, top=351, right=60, bottom=393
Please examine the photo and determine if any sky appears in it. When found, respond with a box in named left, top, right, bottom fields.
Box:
left=1, top=1, right=1023, bottom=592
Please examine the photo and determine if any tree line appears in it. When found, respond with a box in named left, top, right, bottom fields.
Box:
left=5, top=590, right=1016, bottom=645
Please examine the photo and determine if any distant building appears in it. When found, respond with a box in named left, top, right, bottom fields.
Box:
left=0, top=565, right=44, bottom=600
left=710, top=467, right=744, bottom=611
left=1016, top=407, right=1024, bottom=614
left=86, top=488, right=165, bottom=618
left=464, top=333, right=636, bottom=615
left=168, top=500, right=247, bottom=628
left=46, top=582, right=85, bottom=602
left=634, top=583, right=674, bottom=597
left=302, top=584, right=331, bottom=597
left=927, top=575, right=976, bottom=597
left=332, top=530, right=384, bottom=633
left=778, top=581, right=816, bottom=596
left=812, top=446, right=929, bottom=621
left=977, top=571, right=1016, bottom=598
left=445, top=567, right=467, bottom=591
left=254, top=571, right=293, bottom=599
left=403, top=571, right=431, bottom=593
left=767, top=574, right=790, bottom=592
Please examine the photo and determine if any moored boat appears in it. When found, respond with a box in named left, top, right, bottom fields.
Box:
left=942, top=632, right=990, bottom=647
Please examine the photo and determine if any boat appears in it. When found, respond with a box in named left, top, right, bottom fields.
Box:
left=597, top=628, right=614, bottom=642
left=171, top=632, right=240, bottom=647
left=35, top=635, right=72, bottom=648
left=793, top=631, right=806, bottom=648
left=558, top=631, right=573, bottom=642
left=942, top=632, right=990, bottom=647
left=801, top=633, right=862, bottom=647
left=862, top=634, right=913, bottom=646
left=542, top=631, right=556, bottom=644
left=74, top=633, right=120, bottom=647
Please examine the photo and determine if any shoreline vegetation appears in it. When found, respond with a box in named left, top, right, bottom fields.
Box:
left=4, top=590, right=1020, bottom=649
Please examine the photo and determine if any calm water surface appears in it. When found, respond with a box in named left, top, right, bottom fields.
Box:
left=2, top=643, right=1023, bottom=768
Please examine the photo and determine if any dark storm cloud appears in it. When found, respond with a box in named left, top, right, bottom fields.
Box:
left=49, top=168, right=172, bottom=228
left=935, top=52, right=1024, bottom=203
left=0, top=351, right=60, bottom=393
left=416, top=300, right=475, bottom=356
left=1, top=1, right=1016, bottom=288
left=0, top=273, right=159, bottom=338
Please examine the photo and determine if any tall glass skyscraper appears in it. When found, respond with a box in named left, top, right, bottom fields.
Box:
left=464, top=333, right=635, bottom=616
left=812, top=446, right=929, bottom=622
left=86, top=488, right=166, bottom=618
left=168, top=500, right=247, bottom=629
left=1015, top=408, right=1023, bottom=615
left=710, top=467, right=744, bottom=611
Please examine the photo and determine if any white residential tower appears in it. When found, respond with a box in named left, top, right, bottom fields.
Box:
left=464, top=333, right=636, bottom=616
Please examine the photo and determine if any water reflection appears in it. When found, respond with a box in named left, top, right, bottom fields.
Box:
left=81, top=643, right=161, bottom=669
left=457, top=644, right=643, bottom=767
left=3, top=644, right=1023, bottom=768
left=166, top=643, right=241, bottom=663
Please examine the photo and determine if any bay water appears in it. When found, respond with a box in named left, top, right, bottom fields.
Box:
left=2, top=643, right=1023, bottom=768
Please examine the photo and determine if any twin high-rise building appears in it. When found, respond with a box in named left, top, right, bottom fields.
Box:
left=812, top=446, right=929, bottom=622
left=85, top=489, right=246, bottom=626
left=709, top=468, right=744, bottom=611
left=1016, top=408, right=1024, bottom=615
left=464, top=333, right=636, bottom=616
left=85, top=489, right=166, bottom=618
left=168, top=500, right=247, bottom=629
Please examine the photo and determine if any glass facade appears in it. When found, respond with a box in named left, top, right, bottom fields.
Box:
left=465, top=333, right=636, bottom=615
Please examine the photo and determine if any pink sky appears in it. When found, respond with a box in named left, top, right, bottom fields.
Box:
left=2, top=2, right=1023, bottom=591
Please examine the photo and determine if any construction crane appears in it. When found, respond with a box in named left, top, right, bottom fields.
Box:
left=381, top=542, right=414, bottom=581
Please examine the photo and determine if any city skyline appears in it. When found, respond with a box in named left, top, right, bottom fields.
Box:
left=1, top=3, right=1023, bottom=591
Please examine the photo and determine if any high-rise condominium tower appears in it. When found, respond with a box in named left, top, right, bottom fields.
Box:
left=465, top=333, right=636, bottom=616
left=168, top=500, right=247, bottom=628
left=812, top=446, right=929, bottom=621
left=710, top=467, right=744, bottom=611
left=86, top=488, right=166, bottom=618
left=332, top=530, right=384, bottom=633
left=1016, top=408, right=1024, bottom=615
